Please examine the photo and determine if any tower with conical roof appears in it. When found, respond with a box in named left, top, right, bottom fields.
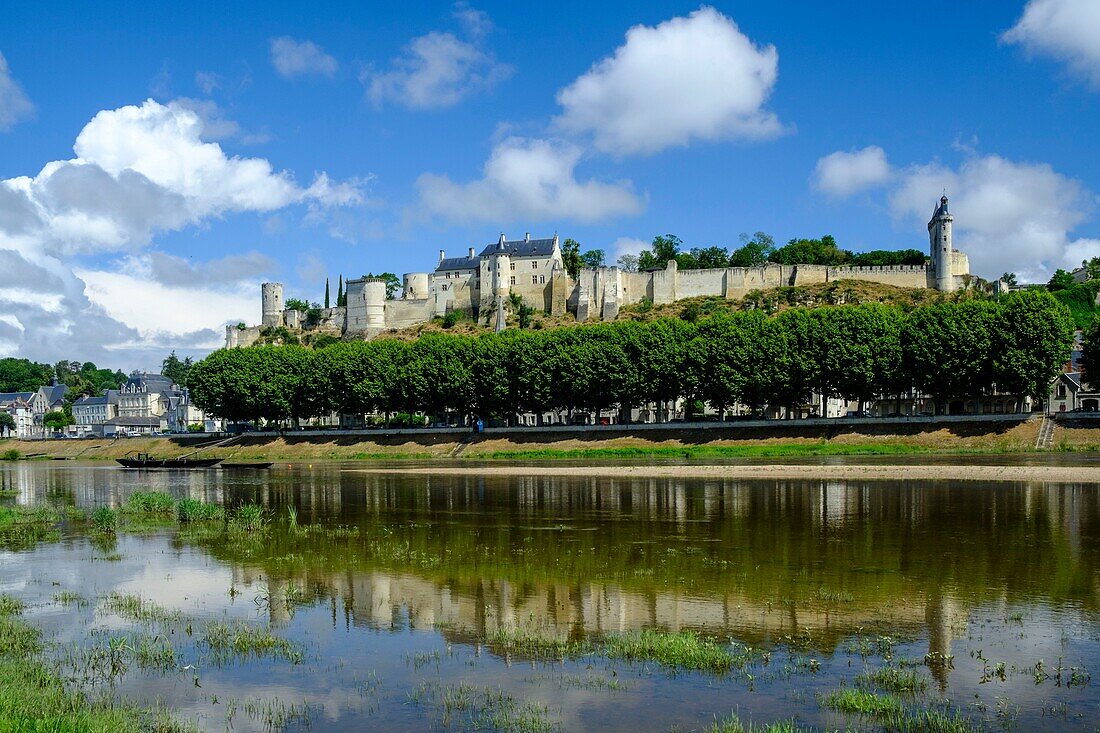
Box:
left=928, top=195, right=955, bottom=292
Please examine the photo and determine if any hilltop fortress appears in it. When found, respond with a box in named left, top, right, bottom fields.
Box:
left=226, top=196, right=970, bottom=347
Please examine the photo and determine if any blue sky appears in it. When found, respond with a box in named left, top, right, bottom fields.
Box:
left=1, top=0, right=1098, bottom=369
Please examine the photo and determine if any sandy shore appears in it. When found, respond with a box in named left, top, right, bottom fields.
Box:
left=353, top=464, right=1100, bottom=483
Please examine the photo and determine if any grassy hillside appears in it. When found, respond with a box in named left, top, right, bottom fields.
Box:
left=386, top=279, right=973, bottom=339
left=1050, top=280, right=1100, bottom=329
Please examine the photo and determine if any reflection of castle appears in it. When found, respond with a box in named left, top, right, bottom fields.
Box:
left=227, top=198, right=971, bottom=346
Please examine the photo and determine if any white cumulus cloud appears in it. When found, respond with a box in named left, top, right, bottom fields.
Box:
left=415, top=137, right=643, bottom=223
left=813, top=146, right=892, bottom=198
left=364, top=12, right=510, bottom=110
left=269, top=37, right=339, bottom=79
left=0, top=99, right=362, bottom=365
left=554, top=6, right=783, bottom=156
left=0, top=51, right=34, bottom=131
left=1003, top=0, right=1100, bottom=86
left=888, top=154, right=1097, bottom=281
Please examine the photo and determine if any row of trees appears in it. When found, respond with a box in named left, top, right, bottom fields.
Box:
left=187, top=291, right=1074, bottom=426
left=564, top=233, right=927, bottom=277
left=0, top=358, right=126, bottom=397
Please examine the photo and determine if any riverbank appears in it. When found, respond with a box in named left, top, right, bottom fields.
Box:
left=5, top=415, right=1100, bottom=462
left=355, top=463, right=1100, bottom=483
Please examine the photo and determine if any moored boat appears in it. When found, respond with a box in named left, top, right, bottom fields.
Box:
left=116, top=453, right=222, bottom=469
left=220, top=462, right=274, bottom=469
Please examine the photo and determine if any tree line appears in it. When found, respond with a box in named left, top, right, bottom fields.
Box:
left=562, top=233, right=927, bottom=278
left=187, top=290, right=1074, bottom=426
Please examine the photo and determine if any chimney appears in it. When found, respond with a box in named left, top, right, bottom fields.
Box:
left=525, top=232, right=530, bottom=243
left=468, top=247, right=475, bottom=258
left=439, top=249, right=445, bottom=263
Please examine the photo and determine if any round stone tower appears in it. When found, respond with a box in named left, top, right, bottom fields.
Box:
left=363, top=279, right=386, bottom=329
left=403, top=272, right=430, bottom=299
left=927, top=196, right=955, bottom=292
left=261, top=282, right=284, bottom=327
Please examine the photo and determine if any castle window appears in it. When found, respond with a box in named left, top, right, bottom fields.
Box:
left=532, top=275, right=538, bottom=284
left=510, top=262, right=516, bottom=271
left=441, top=284, right=448, bottom=291
left=532, top=261, right=538, bottom=269
left=510, top=276, right=516, bottom=285
left=540, top=275, right=545, bottom=284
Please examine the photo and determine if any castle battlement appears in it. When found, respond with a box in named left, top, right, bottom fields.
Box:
left=227, top=200, right=969, bottom=348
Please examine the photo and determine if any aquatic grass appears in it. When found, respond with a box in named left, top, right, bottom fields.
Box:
left=487, top=627, right=592, bottom=659
left=0, top=592, right=194, bottom=732
left=201, top=619, right=303, bottom=664
left=1, top=448, right=22, bottom=461
left=92, top=506, right=118, bottom=533
left=707, top=715, right=812, bottom=733
left=122, top=490, right=177, bottom=515
left=229, top=503, right=267, bottom=532
left=822, top=688, right=906, bottom=716
left=176, top=498, right=224, bottom=523
left=53, top=591, right=87, bottom=607
left=877, top=708, right=984, bottom=733
left=102, top=592, right=182, bottom=626
left=0, top=594, right=25, bottom=616
left=601, top=630, right=737, bottom=673
left=856, top=666, right=928, bottom=695
left=0, top=504, right=61, bottom=550
left=408, top=681, right=559, bottom=732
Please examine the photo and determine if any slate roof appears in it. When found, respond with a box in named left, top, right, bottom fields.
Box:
left=435, top=256, right=481, bottom=272
left=123, top=373, right=177, bottom=394
left=40, top=384, right=68, bottom=405
left=0, top=392, right=35, bottom=405
left=1065, top=371, right=1083, bottom=390
left=73, top=395, right=108, bottom=407
left=477, top=237, right=556, bottom=258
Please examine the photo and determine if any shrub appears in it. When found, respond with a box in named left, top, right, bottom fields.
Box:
left=177, top=498, right=225, bottom=523
left=122, top=491, right=176, bottom=515
left=91, top=507, right=117, bottom=533
left=1, top=449, right=21, bottom=461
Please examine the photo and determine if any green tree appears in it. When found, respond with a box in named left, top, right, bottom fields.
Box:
left=902, top=300, right=999, bottom=413
left=161, top=351, right=193, bottom=386
left=580, top=249, right=605, bottom=268
left=43, top=410, right=73, bottom=431
left=993, top=290, right=1075, bottom=407
left=0, top=358, right=54, bottom=393
left=562, top=238, right=583, bottom=279
left=337, top=275, right=346, bottom=307
left=1082, top=318, right=1100, bottom=390
left=399, top=333, right=473, bottom=418
left=1048, top=269, right=1075, bottom=291
left=616, top=254, right=639, bottom=272
left=769, top=235, right=849, bottom=266
left=324, top=277, right=331, bottom=308
left=728, top=232, right=775, bottom=267
left=285, top=298, right=311, bottom=312
left=1083, top=257, right=1100, bottom=281
left=0, top=412, right=15, bottom=435
left=848, top=249, right=926, bottom=266
left=324, top=340, right=406, bottom=420
left=365, top=272, right=401, bottom=300
left=1001, top=272, right=1018, bottom=286
left=815, top=304, right=904, bottom=409
left=638, top=234, right=682, bottom=271
left=684, top=246, right=729, bottom=270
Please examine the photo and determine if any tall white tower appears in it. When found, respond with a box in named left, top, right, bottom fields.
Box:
left=928, top=195, right=955, bottom=292
left=261, top=282, right=284, bottom=327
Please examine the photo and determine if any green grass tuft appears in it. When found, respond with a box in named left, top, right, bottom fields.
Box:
left=823, top=688, right=906, bottom=716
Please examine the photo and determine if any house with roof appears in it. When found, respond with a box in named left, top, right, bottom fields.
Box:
left=0, top=393, right=39, bottom=438
left=71, top=390, right=119, bottom=436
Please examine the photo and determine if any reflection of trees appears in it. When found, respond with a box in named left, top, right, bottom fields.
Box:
left=184, top=475, right=1099, bottom=654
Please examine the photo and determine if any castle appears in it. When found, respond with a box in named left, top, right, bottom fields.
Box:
left=226, top=197, right=970, bottom=347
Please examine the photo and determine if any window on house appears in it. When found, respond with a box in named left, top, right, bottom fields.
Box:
left=510, top=262, right=516, bottom=271
left=540, top=275, right=545, bottom=284
left=441, top=284, right=448, bottom=291
left=510, top=276, right=516, bottom=285
left=532, top=275, right=538, bottom=284
left=532, top=262, right=538, bottom=269
left=1058, top=385, right=1067, bottom=399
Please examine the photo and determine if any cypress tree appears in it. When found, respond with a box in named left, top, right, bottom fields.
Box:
left=324, top=278, right=331, bottom=309
left=337, top=276, right=345, bottom=307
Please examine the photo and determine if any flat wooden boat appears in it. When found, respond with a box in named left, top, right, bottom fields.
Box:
left=116, top=454, right=222, bottom=469
left=219, top=462, right=274, bottom=469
